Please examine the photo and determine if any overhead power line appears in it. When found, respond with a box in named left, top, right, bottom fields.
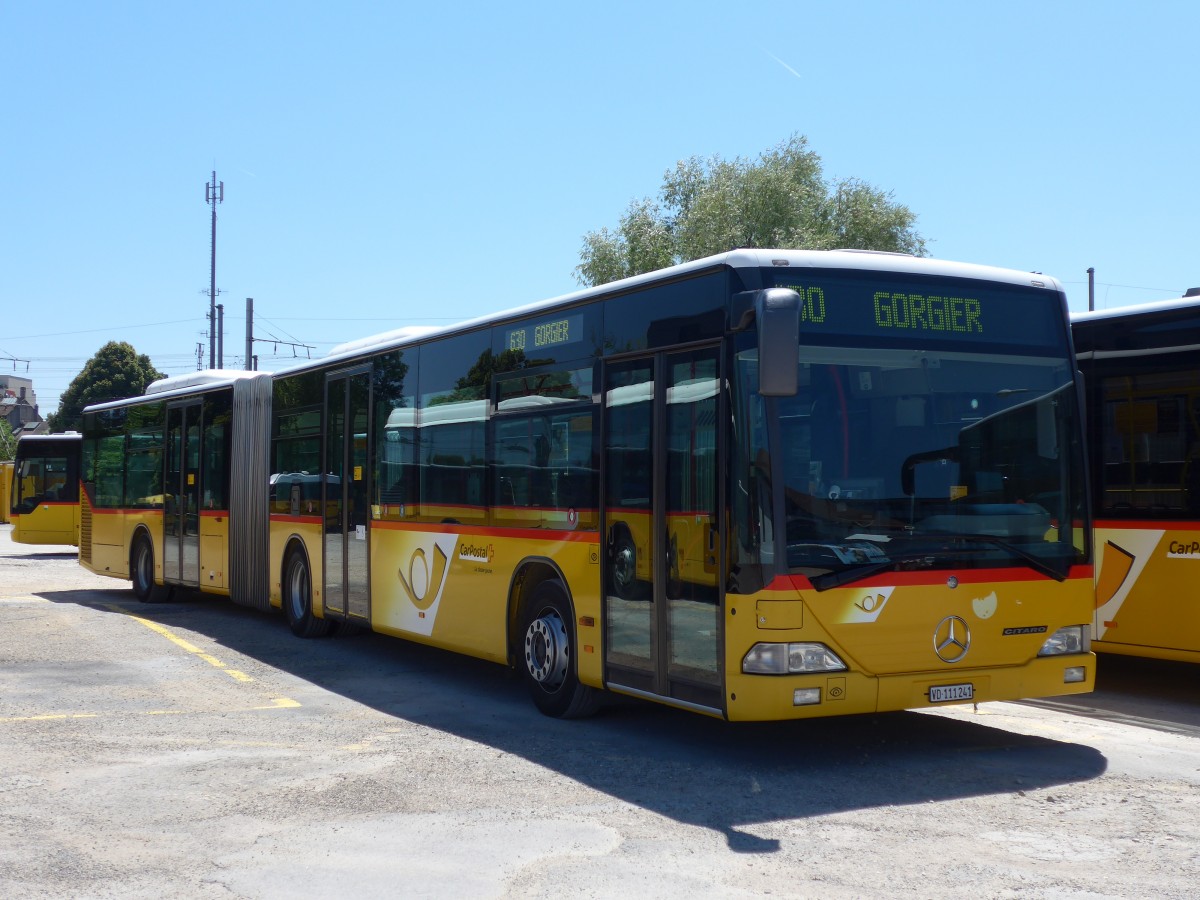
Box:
left=8, top=318, right=199, bottom=340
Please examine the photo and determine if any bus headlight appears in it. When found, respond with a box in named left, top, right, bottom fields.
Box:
left=743, top=642, right=847, bottom=675
left=1037, top=625, right=1091, bottom=657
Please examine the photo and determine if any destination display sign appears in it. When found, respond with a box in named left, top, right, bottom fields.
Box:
left=769, top=274, right=1063, bottom=349
left=504, top=313, right=584, bottom=352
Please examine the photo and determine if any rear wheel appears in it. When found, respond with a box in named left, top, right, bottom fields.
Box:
left=131, top=535, right=170, bottom=603
left=521, top=580, right=600, bottom=718
left=284, top=548, right=333, bottom=638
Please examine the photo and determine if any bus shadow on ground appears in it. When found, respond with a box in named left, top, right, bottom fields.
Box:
left=49, top=588, right=1109, bottom=854
left=1022, top=652, right=1200, bottom=735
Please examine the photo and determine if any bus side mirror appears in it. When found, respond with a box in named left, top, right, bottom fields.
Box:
left=756, top=288, right=801, bottom=396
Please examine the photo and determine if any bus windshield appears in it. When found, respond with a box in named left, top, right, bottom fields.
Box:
left=749, top=343, right=1087, bottom=586
left=13, top=441, right=76, bottom=514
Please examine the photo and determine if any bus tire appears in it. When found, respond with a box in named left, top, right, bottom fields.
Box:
left=131, top=535, right=170, bottom=603
left=521, top=579, right=600, bottom=719
left=283, top=548, right=333, bottom=638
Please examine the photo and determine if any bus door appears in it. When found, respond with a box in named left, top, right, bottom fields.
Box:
left=603, top=346, right=723, bottom=712
left=164, top=401, right=202, bottom=585
left=324, top=367, right=372, bottom=623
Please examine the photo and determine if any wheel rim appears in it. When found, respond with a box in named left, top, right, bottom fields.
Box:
left=135, top=543, right=151, bottom=593
left=524, top=608, right=568, bottom=691
left=287, top=558, right=308, bottom=620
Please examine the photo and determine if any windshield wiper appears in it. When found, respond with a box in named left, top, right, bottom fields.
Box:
left=941, top=533, right=1067, bottom=582
left=808, top=551, right=938, bottom=591
left=805, top=534, right=1068, bottom=591
left=809, top=560, right=895, bottom=591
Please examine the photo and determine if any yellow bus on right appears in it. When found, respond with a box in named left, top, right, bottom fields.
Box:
left=1073, top=289, right=1200, bottom=663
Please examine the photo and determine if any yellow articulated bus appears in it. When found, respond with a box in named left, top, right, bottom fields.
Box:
left=1073, top=293, right=1200, bottom=663
left=10, top=433, right=82, bottom=546
left=80, top=249, right=1095, bottom=720
left=79, top=372, right=271, bottom=603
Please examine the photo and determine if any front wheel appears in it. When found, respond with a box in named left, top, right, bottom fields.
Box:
left=521, top=580, right=600, bottom=718
left=283, top=549, right=333, bottom=638
left=131, top=536, right=170, bottom=603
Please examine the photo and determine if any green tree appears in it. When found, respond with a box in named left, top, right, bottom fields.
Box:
left=0, top=418, right=15, bottom=461
left=46, top=342, right=165, bottom=432
left=575, top=134, right=927, bottom=286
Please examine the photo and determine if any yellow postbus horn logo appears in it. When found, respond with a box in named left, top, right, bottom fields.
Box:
left=398, top=543, right=449, bottom=611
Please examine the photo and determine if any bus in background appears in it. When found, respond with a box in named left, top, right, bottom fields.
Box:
left=81, top=249, right=1095, bottom=720
left=1073, top=291, right=1200, bottom=663
left=0, top=461, right=12, bottom=524
left=78, top=372, right=272, bottom=603
left=10, top=433, right=82, bottom=546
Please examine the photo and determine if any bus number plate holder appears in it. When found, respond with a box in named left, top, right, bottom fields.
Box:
left=929, top=683, right=973, bottom=703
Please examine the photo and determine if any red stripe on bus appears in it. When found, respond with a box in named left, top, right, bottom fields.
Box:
left=85, top=507, right=164, bottom=516
left=766, top=564, right=1094, bottom=592
left=490, top=505, right=600, bottom=515
left=1095, top=519, right=1200, bottom=530
left=371, top=519, right=599, bottom=543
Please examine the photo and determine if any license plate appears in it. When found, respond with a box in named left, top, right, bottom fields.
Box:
left=929, top=683, right=974, bottom=703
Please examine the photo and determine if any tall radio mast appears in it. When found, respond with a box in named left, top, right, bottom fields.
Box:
left=205, top=171, right=224, bottom=369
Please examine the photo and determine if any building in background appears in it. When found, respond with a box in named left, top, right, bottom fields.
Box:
left=0, top=375, right=45, bottom=434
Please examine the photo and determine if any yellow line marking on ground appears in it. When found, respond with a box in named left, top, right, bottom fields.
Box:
left=254, top=698, right=302, bottom=710
left=0, top=713, right=99, bottom=723
left=103, top=604, right=301, bottom=704
left=1, top=703, right=299, bottom=723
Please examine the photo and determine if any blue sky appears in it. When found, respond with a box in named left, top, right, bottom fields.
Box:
left=4, top=1, right=1198, bottom=413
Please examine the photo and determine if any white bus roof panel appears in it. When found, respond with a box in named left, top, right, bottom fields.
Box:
left=275, top=249, right=1063, bottom=377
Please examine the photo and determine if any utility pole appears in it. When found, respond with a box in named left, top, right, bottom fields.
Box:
left=1087, top=267, right=1095, bottom=312
left=245, top=297, right=254, bottom=371
left=243, top=295, right=313, bottom=366
left=0, top=350, right=30, bottom=371
left=217, top=303, right=225, bottom=369
left=205, top=171, right=224, bottom=369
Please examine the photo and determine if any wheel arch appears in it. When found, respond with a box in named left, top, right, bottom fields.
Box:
left=129, top=524, right=156, bottom=576
left=281, top=533, right=333, bottom=638
left=505, top=556, right=573, bottom=668
left=280, top=533, right=313, bottom=589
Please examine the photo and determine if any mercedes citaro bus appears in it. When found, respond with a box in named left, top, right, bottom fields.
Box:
left=79, top=249, right=1095, bottom=719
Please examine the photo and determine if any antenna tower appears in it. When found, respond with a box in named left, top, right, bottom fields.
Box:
left=205, top=171, right=224, bottom=369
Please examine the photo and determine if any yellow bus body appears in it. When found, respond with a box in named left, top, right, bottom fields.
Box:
left=0, top=462, right=11, bottom=524
left=1092, top=522, right=1200, bottom=664
left=80, top=494, right=159, bottom=580
left=10, top=499, right=80, bottom=546
left=10, top=434, right=82, bottom=546
left=81, top=496, right=233, bottom=597
left=261, top=512, right=1094, bottom=720
left=724, top=570, right=1095, bottom=721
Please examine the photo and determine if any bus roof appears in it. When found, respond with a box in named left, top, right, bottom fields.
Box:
left=83, top=370, right=269, bottom=414
left=273, top=248, right=1063, bottom=377
left=1071, top=295, right=1200, bottom=325
left=15, top=432, right=81, bottom=443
